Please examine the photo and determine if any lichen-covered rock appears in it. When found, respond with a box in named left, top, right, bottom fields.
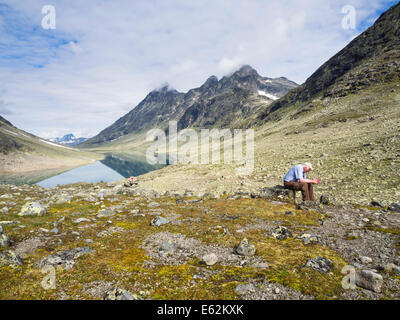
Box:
left=235, top=238, right=256, bottom=256
left=158, top=240, right=176, bottom=255
left=150, top=216, right=169, bottom=227
left=18, top=201, right=48, bottom=217
left=103, top=287, right=142, bottom=300
left=383, top=263, right=400, bottom=274
left=0, top=232, right=10, bottom=247
left=271, top=226, right=292, bottom=240
left=297, top=233, right=321, bottom=245
left=304, top=257, right=333, bottom=273
left=35, top=247, right=94, bottom=270
left=0, top=250, right=22, bottom=267
left=96, top=208, right=115, bottom=218
left=355, top=270, right=383, bottom=293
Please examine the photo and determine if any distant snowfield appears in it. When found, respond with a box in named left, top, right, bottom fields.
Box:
left=258, top=90, right=279, bottom=100
left=40, top=139, right=76, bottom=150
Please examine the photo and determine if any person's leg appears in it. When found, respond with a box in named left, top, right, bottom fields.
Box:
left=307, top=183, right=314, bottom=201
left=300, top=182, right=309, bottom=201
left=285, top=181, right=309, bottom=201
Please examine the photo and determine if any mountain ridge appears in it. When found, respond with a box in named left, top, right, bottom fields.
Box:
left=81, top=65, right=297, bottom=146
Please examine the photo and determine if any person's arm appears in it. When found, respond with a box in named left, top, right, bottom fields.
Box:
left=299, top=177, right=320, bottom=184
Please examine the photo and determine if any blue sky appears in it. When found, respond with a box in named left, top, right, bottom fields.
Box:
left=0, top=0, right=398, bottom=138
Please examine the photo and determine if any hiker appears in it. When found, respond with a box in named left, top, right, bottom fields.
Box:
left=283, top=162, right=320, bottom=201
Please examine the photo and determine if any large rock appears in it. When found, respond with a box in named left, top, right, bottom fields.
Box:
left=355, top=270, right=383, bottom=293
left=235, top=238, right=256, bottom=256
left=201, top=253, right=218, bottom=266
left=304, top=257, right=333, bottom=273
left=96, top=208, right=115, bottom=218
left=35, top=247, right=94, bottom=270
left=0, top=233, right=10, bottom=247
left=18, top=201, right=48, bottom=217
left=388, top=203, right=400, bottom=212
left=271, top=226, right=292, bottom=240
left=296, top=233, right=321, bottom=245
left=0, top=250, right=22, bottom=267
left=150, top=216, right=169, bottom=227
left=103, top=287, right=142, bottom=300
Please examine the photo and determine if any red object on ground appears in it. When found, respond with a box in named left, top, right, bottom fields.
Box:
left=130, top=177, right=135, bottom=182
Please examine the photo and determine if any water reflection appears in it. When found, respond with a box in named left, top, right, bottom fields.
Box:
left=34, top=152, right=166, bottom=188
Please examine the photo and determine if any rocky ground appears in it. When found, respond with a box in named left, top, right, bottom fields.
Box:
left=0, top=180, right=399, bottom=300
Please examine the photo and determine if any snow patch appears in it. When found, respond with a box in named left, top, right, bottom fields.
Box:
left=258, top=90, right=279, bottom=100
left=40, top=139, right=76, bottom=150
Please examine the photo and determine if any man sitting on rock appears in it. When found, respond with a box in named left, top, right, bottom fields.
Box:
left=283, top=162, right=320, bottom=201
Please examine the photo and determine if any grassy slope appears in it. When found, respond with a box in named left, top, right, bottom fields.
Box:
left=0, top=121, right=103, bottom=176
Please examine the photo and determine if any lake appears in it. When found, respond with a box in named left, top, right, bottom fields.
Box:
left=35, top=153, right=166, bottom=188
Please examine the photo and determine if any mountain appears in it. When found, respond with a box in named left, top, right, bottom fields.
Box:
left=0, top=115, right=101, bottom=176
left=51, top=133, right=87, bottom=146
left=255, top=1, right=400, bottom=122
left=81, top=65, right=297, bottom=146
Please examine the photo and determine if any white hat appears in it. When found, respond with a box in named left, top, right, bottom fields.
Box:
left=304, top=162, right=314, bottom=170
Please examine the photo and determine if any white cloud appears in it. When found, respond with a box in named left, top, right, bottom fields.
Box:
left=0, top=0, right=396, bottom=138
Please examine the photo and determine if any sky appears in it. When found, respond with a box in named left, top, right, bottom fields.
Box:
left=0, top=0, right=398, bottom=139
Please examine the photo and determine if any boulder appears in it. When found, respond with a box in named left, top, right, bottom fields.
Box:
left=150, top=216, right=169, bottom=227
left=103, top=287, right=142, bottom=300
left=0, top=250, right=22, bottom=267
left=388, top=203, right=400, bottom=212
left=158, top=240, right=176, bottom=255
left=201, top=253, right=218, bottom=266
left=383, top=263, right=400, bottom=274
left=35, top=247, right=94, bottom=270
left=355, top=270, right=383, bottom=293
left=0, top=233, right=10, bottom=247
left=96, top=208, right=115, bottom=218
left=235, top=238, right=256, bottom=256
left=304, top=257, right=333, bottom=273
left=18, top=201, right=48, bottom=217
left=296, top=233, right=321, bottom=245
left=271, top=226, right=292, bottom=240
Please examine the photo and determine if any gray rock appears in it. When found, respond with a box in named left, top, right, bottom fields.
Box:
left=35, top=247, right=94, bottom=270
left=201, top=253, right=218, bottom=266
left=85, top=239, right=94, bottom=244
left=0, top=225, right=3, bottom=234
left=0, top=207, right=8, bottom=214
left=18, top=201, right=48, bottom=217
left=150, top=216, right=169, bottom=227
left=360, top=256, right=373, bottom=264
left=355, top=270, right=383, bottom=293
left=235, top=238, right=256, bottom=256
left=0, top=233, right=10, bottom=247
left=271, top=226, right=292, bottom=240
left=103, top=287, right=142, bottom=300
left=159, top=240, right=176, bottom=254
left=234, top=283, right=256, bottom=295
left=320, top=195, right=331, bottom=205
left=297, top=233, right=321, bottom=245
left=304, top=257, right=333, bottom=273
left=388, top=203, right=400, bottom=212
left=74, top=218, right=91, bottom=224
left=383, top=263, right=400, bottom=274
left=96, top=208, right=115, bottom=218
left=50, top=228, right=59, bottom=234
left=148, top=202, right=160, bottom=208
left=0, top=250, right=22, bottom=267
left=54, top=216, right=65, bottom=228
